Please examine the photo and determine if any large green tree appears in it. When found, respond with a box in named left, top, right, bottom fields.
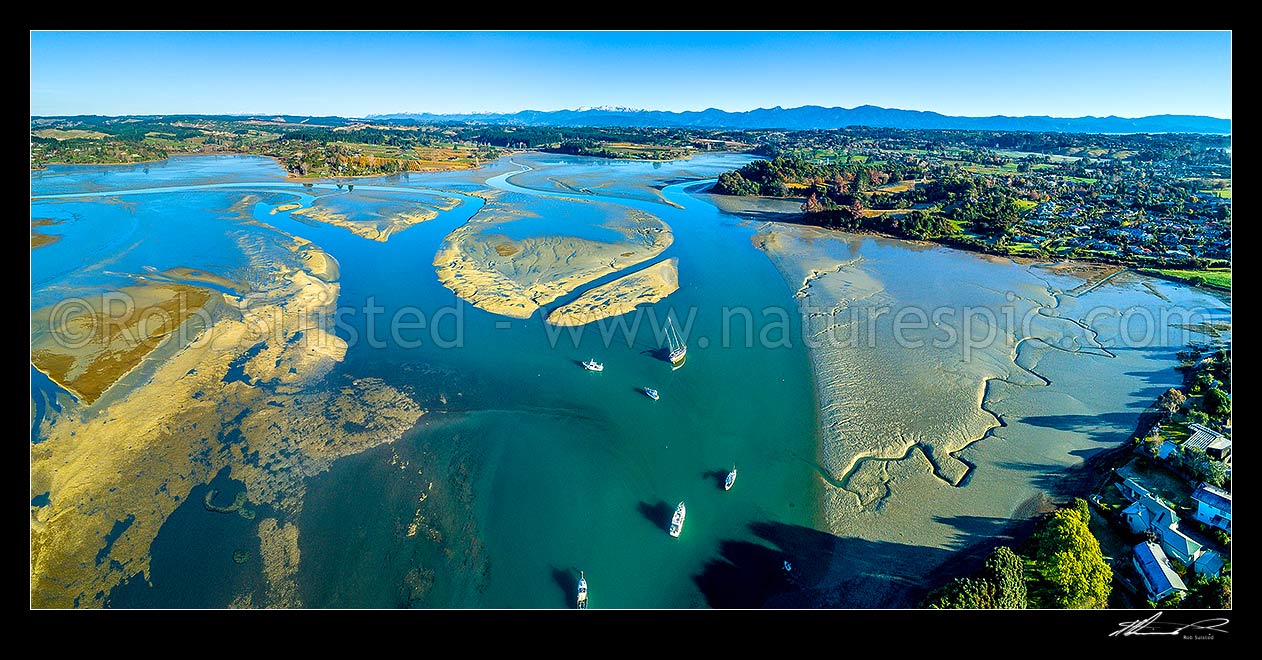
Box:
left=984, top=546, right=1028, bottom=609
left=923, top=546, right=1027, bottom=609
left=1031, top=509, right=1112, bottom=609
left=1203, top=388, right=1231, bottom=419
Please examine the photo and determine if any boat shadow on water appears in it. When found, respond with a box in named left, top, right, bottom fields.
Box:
left=636, top=500, right=674, bottom=530
left=550, top=566, right=578, bottom=609
left=701, top=469, right=730, bottom=490
left=638, top=346, right=676, bottom=366
left=693, top=521, right=977, bottom=609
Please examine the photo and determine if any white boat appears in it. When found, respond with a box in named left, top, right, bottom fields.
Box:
left=724, top=466, right=737, bottom=491
left=581, top=359, right=604, bottom=372
left=668, top=501, right=686, bottom=538
left=644, top=387, right=659, bottom=401
left=577, top=570, right=588, bottom=609
left=665, top=318, right=686, bottom=369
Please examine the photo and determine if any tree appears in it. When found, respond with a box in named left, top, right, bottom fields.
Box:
left=1203, top=388, right=1231, bottom=419
left=1182, top=574, right=1231, bottom=609
left=1157, top=388, right=1187, bottom=414
left=984, top=546, right=1028, bottom=609
left=1155, top=591, right=1186, bottom=609
left=923, top=576, right=995, bottom=609
left=1030, top=508, right=1112, bottom=609
left=1072, top=497, right=1091, bottom=525
left=713, top=171, right=759, bottom=197
left=1191, top=371, right=1217, bottom=394
left=1177, top=446, right=1227, bottom=488
left=760, top=180, right=789, bottom=197
left=923, top=546, right=1028, bottom=609
left=1186, top=409, right=1211, bottom=426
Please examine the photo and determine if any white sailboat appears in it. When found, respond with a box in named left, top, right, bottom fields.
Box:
left=577, top=570, right=588, bottom=609
left=668, top=501, right=686, bottom=538
left=665, top=318, right=686, bottom=369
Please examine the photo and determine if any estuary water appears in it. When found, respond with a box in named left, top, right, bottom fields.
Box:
left=30, top=153, right=1228, bottom=608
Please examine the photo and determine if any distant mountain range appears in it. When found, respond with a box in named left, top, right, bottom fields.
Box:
left=370, top=105, right=1230, bottom=134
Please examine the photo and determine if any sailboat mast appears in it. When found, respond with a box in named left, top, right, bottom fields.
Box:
left=666, top=316, right=687, bottom=367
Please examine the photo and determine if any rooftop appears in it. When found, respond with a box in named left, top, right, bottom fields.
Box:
left=1192, top=483, right=1232, bottom=511
left=1134, top=541, right=1187, bottom=596
left=1185, top=423, right=1226, bottom=451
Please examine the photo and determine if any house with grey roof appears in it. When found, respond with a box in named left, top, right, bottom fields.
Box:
left=1185, top=423, right=1226, bottom=452
left=1134, top=541, right=1188, bottom=602
left=1192, top=483, right=1231, bottom=534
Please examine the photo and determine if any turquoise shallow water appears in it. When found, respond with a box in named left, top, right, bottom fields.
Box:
left=31, top=153, right=1228, bottom=609
left=32, top=154, right=820, bottom=608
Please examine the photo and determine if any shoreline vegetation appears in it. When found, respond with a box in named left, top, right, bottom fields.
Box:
left=705, top=127, right=1229, bottom=293
left=1136, top=267, right=1231, bottom=291
left=31, top=115, right=738, bottom=178
left=719, top=192, right=1231, bottom=293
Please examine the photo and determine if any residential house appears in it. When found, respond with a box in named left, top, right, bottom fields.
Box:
left=1185, top=423, right=1226, bottom=453
left=1191, top=483, right=1231, bottom=534
left=1116, top=477, right=1150, bottom=501
left=1133, top=541, right=1187, bottom=602
left=1206, top=436, right=1232, bottom=464
left=1119, top=490, right=1212, bottom=572
left=1194, top=550, right=1226, bottom=578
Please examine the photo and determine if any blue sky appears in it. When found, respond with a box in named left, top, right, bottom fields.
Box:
left=30, top=31, right=1231, bottom=118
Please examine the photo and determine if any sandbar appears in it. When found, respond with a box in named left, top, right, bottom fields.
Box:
left=546, top=258, right=679, bottom=326
left=434, top=193, right=673, bottom=318
left=291, top=203, right=437, bottom=242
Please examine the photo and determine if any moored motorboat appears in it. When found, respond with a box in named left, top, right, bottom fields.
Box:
left=724, top=466, right=737, bottom=491
left=577, top=570, right=588, bottom=609
left=644, top=387, right=659, bottom=400
left=668, top=501, right=686, bottom=538
left=581, top=359, right=604, bottom=372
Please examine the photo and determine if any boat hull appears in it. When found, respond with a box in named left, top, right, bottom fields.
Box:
left=668, top=502, right=686, bottom=537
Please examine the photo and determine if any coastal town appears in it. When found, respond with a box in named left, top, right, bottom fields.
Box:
left=711, top=127, right=1231, bottom=288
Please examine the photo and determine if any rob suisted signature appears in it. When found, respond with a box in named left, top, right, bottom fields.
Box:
left=1111, top=612, right=1229, bottom=638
